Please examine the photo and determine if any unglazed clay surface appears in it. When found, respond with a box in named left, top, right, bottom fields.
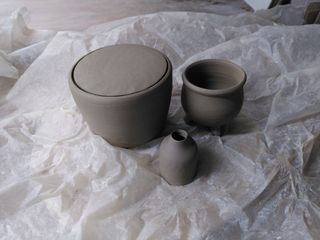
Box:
left=69, top=44, right=172, bottom=148
left=304, top=2, right=320, bottom=24
left=159, top=129, right=198, bottom=186
left=73, top=44, right=168, bottom=96
left=182, top=59, right=246, bottom=128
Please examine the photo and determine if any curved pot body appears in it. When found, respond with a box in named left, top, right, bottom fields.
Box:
left=159, top=130, right=198, bottom=186
left=182, top=85, right=244, bottom=127
left=181, top=59, right=246, bottom=128
left=69, top=45, right=172, bottom=148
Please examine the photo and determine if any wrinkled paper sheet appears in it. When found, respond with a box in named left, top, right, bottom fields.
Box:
left=1, top=4, right=320, bottom=240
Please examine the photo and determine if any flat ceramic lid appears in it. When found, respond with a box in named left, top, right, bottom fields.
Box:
left=73, top=44, right=168, bottom=96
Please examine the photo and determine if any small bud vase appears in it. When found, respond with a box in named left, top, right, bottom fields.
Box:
left=159, top=129, right=198, bottom=186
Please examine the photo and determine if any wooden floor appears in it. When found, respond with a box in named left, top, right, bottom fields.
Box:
left=0, top=0, right=251, bottom=30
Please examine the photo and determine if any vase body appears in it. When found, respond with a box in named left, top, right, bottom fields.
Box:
left=159, top=130, right=198, bottom=186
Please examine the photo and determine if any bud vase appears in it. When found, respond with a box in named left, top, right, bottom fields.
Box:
left=159, top=129, right=198, bottom=185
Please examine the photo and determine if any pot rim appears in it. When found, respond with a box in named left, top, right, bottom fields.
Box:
left=182, top=59, right=246, bottom=96
left=69, top=44, right=172, bottom=101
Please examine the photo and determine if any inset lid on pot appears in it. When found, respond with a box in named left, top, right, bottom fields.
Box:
left=72, top=44, right=168, bottom=96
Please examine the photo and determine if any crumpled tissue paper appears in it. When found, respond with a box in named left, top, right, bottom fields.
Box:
left=1, top=5, right=320, bottom=240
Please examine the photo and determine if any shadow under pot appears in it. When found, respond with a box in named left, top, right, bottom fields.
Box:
left=69, top=44, right=172, bottom=148
left=181, top=59, right=246, bottom=128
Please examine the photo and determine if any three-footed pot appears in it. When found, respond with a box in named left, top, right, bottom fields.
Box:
left=181, top=59, right=246, bottom=128
left=69, top=44, right=172, bottom=148
left=159, top=129, right=198, bottom=186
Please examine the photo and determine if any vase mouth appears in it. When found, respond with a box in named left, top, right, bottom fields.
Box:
left=171, top=129, right=188, bottom=142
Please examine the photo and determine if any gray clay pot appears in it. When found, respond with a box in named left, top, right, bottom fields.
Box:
left=315, top=12, right=320, bottom=24
left=69, top=44, right=172, bottom=148
left=181, top=59, right=246, bottom=128
left=159, top=129, right=198, bottom=186
left=268, top=0, right=291, bottom=9
left=304, top=2, right=320, bottom=24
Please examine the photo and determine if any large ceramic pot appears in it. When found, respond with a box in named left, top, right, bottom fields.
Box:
left=69, top=44, right=172, bottom=148
left=159, top=129, right=198, bottom=186
left=181, top=59, right=246, bottom=128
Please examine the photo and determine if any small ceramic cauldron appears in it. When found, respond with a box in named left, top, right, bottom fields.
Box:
left=69, top=44, right=172, bottom=148
left=181, top=59, right=246, bottom=128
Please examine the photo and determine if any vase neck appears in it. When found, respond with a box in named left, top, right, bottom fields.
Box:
left=170, top=129, right=188, bottom=143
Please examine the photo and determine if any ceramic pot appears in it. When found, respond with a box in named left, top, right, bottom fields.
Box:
left=181, top=59, right=246, bottom=128
left=268, top=0, right=291, bottom=9
left=69, top=44, right=172, bottom=148
left=304, top=2, right=320, bottom=24
left=159, top=129, right=198, bottom=186
left=316, top=12, right=320, bottom=24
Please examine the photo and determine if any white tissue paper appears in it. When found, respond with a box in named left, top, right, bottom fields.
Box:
left=1, top=4, right=320, bottom=240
